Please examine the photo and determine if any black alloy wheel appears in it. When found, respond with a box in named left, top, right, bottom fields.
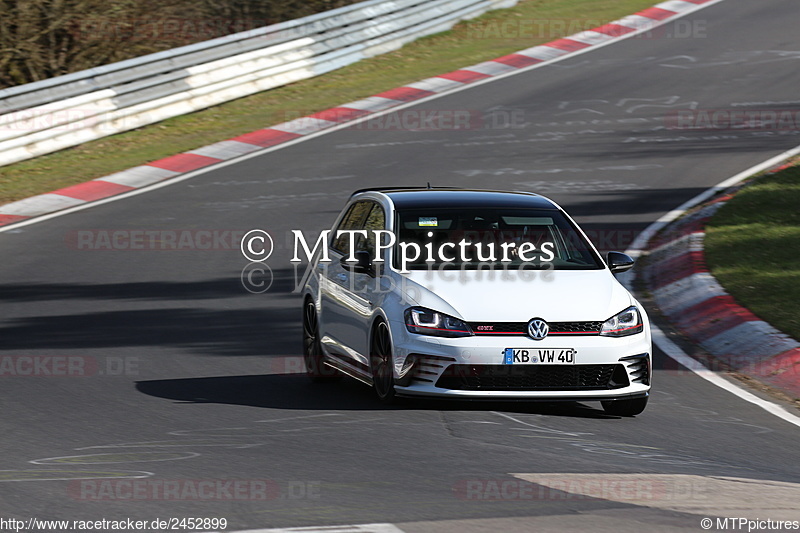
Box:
left=370, top=320, right=396, bottom=403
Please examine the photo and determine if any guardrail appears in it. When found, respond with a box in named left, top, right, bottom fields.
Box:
left=0, top=0, right=517, bottom=168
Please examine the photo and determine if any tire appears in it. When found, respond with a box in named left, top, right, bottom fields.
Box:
left=601, top=396, right=648, bottom=417
left=370, top=320, right=396, bottom=403
left=302, top=299, right=340, bottom=382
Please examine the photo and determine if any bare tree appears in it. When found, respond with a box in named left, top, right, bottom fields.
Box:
left=0, top=0, right=361, bottom=88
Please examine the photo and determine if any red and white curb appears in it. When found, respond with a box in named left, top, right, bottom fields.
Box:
left=644, top=173, right=800, bottom=398
left=0, top=0, right=720, bottom=228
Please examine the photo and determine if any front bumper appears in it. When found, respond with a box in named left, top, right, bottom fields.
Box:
left=389, top=319, right=651, bottom=399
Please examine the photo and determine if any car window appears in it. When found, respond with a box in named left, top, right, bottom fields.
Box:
left=330, top=200, right=377, bottom=256
left=361, top=204, right=386, bottom=258
left=393, top=207, right=603, bottom=270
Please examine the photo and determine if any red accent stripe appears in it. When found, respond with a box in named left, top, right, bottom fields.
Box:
left=473, top=331, right=597, bottom=335
left=637, top=7, right=677, bottom=21
left=592, top=23, right=637, bottom=37
left=233, top=128, right=301, bottom=147
left=147, top=153, right=221, bottom=173
left=475, top=332, right=526, bottom=335
left=0, top=214, right=28, bottom=226
left=375, top=86, right=435, bottom=102
left=603, top=325, right=641, bottom=334
left=437, top=70, right=490, bottom=84
left=493, top=54, right=542, bottom=68
left=308, top=107, right=370, bottom=123
left=406, top=324, right=470, bottom=334
left=545, top=38, right=592, bottom=53
left=52, top=180, right=135, bottom=202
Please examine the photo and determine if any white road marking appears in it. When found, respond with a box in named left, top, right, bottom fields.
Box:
left=29, top=451, right=200, bottom=465
left=256, top=413, right=343, bottom=423
left=627, top=143, right=800, bottom=257
left=0, top=469, right=154, bottom=482
left=650, top=325, right=800, bottom=429
left=492, top=412, right=592, bottom=438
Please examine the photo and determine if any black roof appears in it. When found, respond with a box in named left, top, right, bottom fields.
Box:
left=353, top=188, right=558, bottom=210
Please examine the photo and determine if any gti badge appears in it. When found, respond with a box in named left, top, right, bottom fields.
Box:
left=528, top=318, right=549, bottom=340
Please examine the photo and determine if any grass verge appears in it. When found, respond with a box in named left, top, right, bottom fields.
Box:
left=0, top=0, right=658, bottom=204
left=705, top=163, right=800, bottom=341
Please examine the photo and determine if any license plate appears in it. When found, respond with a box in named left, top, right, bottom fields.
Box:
left=503, top=348, right=577, bottom=365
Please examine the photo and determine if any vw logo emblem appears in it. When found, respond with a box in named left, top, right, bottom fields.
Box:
left=527, top=318, right=549, bottom=340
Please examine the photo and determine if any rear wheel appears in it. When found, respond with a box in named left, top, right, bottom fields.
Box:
left=302, top=299, right=340, bottom=382
left=370, top=320, right=396, bottom=403
left=601, top=396, right=648, bottom=416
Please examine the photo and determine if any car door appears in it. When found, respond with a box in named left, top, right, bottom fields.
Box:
left=319, top=200, right=383, bottom=370
left=350, top=204, right=388, bottom=357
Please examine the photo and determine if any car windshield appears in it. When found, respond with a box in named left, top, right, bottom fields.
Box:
left=392, top=207, right=604, bottom=270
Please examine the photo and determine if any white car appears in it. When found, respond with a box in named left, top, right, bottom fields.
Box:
left=301, top=188, right=651, bottom=416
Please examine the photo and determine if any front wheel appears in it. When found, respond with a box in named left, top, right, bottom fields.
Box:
left=302, top=299, right=340, bottom=383
left=370, top=320, right=396, bottom=403
left=601, top=396, right=648, bottom=416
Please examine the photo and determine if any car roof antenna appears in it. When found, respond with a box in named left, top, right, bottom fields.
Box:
left=427, top=182, right=432, bottom=189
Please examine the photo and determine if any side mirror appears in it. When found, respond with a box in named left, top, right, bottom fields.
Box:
left=607, top=251, right=635, bottom=274
left=341, top=250, right=375, bottom=276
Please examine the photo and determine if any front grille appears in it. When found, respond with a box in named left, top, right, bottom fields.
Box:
left=436, top=364, right=628, bottom=391
left=469, top=321, right=603, bottom=336
left=549, top=321, right=604, bottom=335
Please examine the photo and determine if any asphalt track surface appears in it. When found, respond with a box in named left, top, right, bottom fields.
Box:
left=2, top=0, right=800, bottom=531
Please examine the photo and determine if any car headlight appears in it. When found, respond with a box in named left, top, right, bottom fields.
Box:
left=600, top=306, right=643, bottom=337
left=404, top=307, right=474, bottom=338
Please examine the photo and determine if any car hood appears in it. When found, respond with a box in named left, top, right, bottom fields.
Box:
left=399, top=268, right=633, bottom=322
